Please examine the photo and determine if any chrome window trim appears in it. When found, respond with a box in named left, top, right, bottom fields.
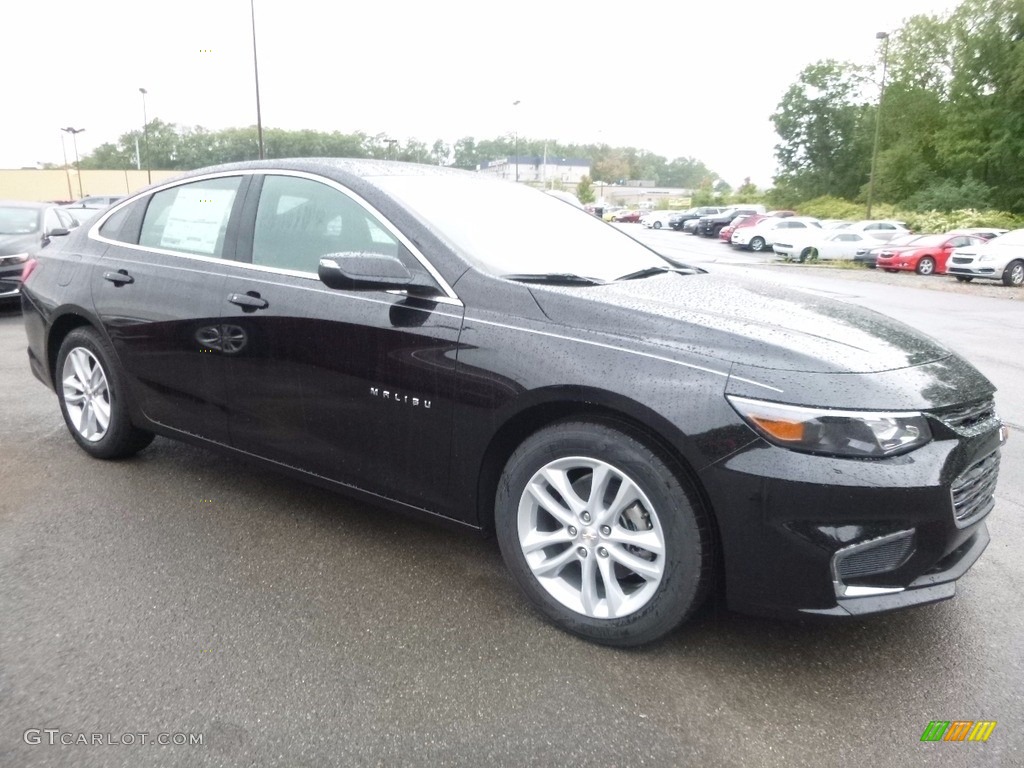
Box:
left=88, top=168, right=462, bottom=306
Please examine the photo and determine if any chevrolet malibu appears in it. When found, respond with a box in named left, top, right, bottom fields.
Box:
left=21, top=159, right=1003, bottom=646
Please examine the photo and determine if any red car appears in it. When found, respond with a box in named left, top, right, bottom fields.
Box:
left=612, top=209, right=644, bottom=223
left=876, top=233, right=987, bottom=275
left=719, top=215, right=751, bottom=242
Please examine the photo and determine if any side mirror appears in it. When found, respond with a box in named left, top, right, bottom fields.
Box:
left=46, top=228, right=71, bottom=238
left=318, top=252, right=437, bottom=296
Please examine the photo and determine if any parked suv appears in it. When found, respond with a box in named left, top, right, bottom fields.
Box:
left=669, top=206, right=725, bottom=231
left=696, top=205, right=767, bottom=238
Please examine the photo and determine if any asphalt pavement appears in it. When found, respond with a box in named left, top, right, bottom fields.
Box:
left=2, top=243, right=1022, bottom=768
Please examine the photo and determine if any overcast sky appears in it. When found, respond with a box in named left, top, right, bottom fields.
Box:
left=4, top=0, right=957, bottom=187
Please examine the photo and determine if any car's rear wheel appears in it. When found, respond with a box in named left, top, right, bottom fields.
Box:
left=955, top=276, right=974, bottom=283
left=1002, top=260, right=1024, bottom=287
left=749, top=236, right=766, bottom=252
left=56, top=328, right=154, bottom=459
left=495, top=420, right=711, bottom=647
left=916, top=256, right=936, bottom=275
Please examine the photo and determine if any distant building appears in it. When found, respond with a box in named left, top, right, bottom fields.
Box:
left=477, top=156, right=591, bottom=185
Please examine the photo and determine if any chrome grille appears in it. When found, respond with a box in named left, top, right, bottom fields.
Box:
left=932, top=398, right=996, bottom=432
left=951, top=452, right=999, bottom=526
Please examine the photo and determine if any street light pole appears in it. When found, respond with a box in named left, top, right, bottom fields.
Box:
left=139, top=87, right=151, bottom=184
left=512, top=99, right=520, bottom=182
left=251, top=0, right=266, bottom=160
left=59, top=130, right=73, bottom=201
left=61, top=127, right=85, bottom=198
left=866, top=31, right=890, bottom=220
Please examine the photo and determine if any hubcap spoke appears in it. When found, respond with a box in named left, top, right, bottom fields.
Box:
left=579, top=555, right=599, bottom=615
left=597, top=555, right=627, bottom=616
left=529, top=545, right=578, bottom=578
left=539, top=467, right=588, bottom=515
left=608, top=545, right=662, bottom=582
left=606, top=526, right=664, bottom=556
left=525, top=480, right=576, bottom=528
left=520, top=528, right=574, bottom=554
left=595, top=477, right=641, bottom=526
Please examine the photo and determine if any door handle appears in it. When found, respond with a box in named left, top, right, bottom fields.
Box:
left=228, top=292, right=269, bottom=311
left=103, top=269, right=134, bottom=286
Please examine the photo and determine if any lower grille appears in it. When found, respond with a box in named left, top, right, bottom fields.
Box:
left=951, top=451, right=999, bottom=527
left=951, top=256, right=973, bottom=264
left=835, top=531, right=916, bottom=581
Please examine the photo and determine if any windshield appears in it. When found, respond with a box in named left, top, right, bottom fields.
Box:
left=908, top=234, right=951, bottom=247
left=0, top=207, right=40, bottom=235
left=373, top=174, right=669, bottom=281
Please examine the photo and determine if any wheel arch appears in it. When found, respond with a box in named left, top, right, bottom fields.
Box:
left=473, top=387, right=724, bottom=583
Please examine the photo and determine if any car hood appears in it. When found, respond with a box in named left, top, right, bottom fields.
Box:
left=529, top=272, right=951, bottom=374
left=0, top=233, right=39, bottom=256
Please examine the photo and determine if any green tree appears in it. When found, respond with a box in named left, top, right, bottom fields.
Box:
left=576, top=175, right=595, bottom=204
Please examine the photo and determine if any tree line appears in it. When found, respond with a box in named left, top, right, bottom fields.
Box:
left=771, top=0, right=1024, bottom=213
left=71, top=121, right=722, bottom=191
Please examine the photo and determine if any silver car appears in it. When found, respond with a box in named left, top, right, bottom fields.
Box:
left=946, top=229, right=1024, bottom=286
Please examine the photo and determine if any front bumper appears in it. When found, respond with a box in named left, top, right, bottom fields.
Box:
left=699, top=410, right=1002, bottom=620
left=947, top=262, right=1003, bottom=279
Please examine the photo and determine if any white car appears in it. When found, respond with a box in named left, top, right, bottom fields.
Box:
left=946, top=229, right=1024, bottom=286
left=773, top=230, right=879, bottom=262
left=640, top=211, right=678, bottom=229
left=832, top=220, right=911, bottom=241
left=731, top=216, right=821, bottom=252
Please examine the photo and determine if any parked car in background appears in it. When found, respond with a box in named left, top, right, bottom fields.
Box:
left=875, top=234, right=987, bottom=275
left=946, top=229, right=1024, bottom=286
left=853, top=234, right=923, bottom=267
left=613, top=209, right=644, bottom=223
left=731, top=216, right=822, bottom=252
left=834, top=220, right=911, bottom=241
left=669, top=207, right=724, bottom=231
left=640, top=210, right=678, bottom=229
left=946, top=227, right=1008, bottom=241
left=774, top=230, right=879, bottom=262
left=696, top=205, right=767, bottom=237
left=21, top=159, right=1002, bottom=646
left=0, top=201, right=77, bottom=301
left=718, top=216, right=750, bottom=242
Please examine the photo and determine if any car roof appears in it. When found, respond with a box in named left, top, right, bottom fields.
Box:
left=0, top=199, right=51, bottom=209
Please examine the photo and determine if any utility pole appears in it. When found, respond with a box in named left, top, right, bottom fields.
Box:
left=866, top=31, right=890, bottom=220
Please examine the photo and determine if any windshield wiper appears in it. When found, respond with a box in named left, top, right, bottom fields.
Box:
left=615, top=264, right=704, bottom=281
left=503, top=272, right=606, bottom=286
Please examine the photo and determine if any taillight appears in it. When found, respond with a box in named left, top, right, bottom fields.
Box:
left=21, top=258, right=38, bottom=283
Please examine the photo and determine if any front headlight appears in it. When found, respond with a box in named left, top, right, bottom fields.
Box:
left=727, top=396, right=932, bottom=458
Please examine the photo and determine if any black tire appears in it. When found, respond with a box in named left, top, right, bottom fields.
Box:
left=749, top=236, right=766, bottom=252
left=1002, top=259, right=1024, bottom=287
left=712, top=224, right=725, bottom=238
left=653, top=221, right=662, bottom=229
left=916, top=256, right=936, bottom=275
left=955, top=276, right=974, bottom=283
left=55, top=327, right=155, bottom=459
left=495, top=420, right=711, bottom=647
left=799, top=247, right=817, bottom=263
left=884, top=268, right=900, bottom=273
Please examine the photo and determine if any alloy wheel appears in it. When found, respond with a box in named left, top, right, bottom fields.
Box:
left=61, top=347, right=111, bottom=442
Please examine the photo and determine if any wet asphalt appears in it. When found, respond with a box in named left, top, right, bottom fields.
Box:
left=1, top=249, right=1022, bottom=768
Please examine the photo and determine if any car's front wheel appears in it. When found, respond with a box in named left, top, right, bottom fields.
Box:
left=955, top=276, right=974, bottom=283
left=799, top=247, right=817, bottom=263
left=495, top=420, right=711, bottom=647
left=916, top=256, right=936, bottom=275
left=56, top=327, right=154, bottom=459
left=1002, top=260, right=1024, bottom=287
left=653, top=221, right=662, bottom=229
left=749, top=236, right=766, bottom=252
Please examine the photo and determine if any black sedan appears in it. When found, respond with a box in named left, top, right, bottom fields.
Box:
left=0, top=200, right=77, bottom=300
left=21, top=159, right=1003, bottom=646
